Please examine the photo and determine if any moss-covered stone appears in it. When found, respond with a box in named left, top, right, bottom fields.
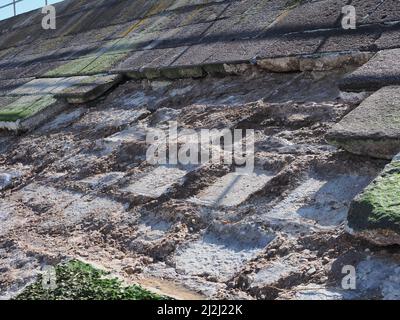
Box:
left=348, top=156, right=400, bottom=245
left=15, top=260, right=167, bottom=300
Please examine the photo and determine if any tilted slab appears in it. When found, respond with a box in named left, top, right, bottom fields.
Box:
left=326, top=86, right=400, bottom=160
left=0, top=95, right=67, bottom=131
left=55, top=74, right=122, bottom=103
left=8, top=75, right=122, bottom=103
left=347, top=154, right=400, bottom=246
left=340, top=49, right=400, bottom=91
left=7, top=77, right=95, bottom=96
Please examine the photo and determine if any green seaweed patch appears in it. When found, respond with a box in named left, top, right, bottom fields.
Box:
left=15, top=260, right=167, bottom=300
left=0, top=96, right=56, bottom=122
left=45, top=53, right=127, bottom=77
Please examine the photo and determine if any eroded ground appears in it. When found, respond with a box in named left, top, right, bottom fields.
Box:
left=1, top=67, right=399, bottom=300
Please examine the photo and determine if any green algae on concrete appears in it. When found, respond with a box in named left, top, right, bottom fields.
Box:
left=348, top=156, right=400, bottom=245
left=44, top=53, right=127, bottom=77
left=15, top=260, right=166, bottom=300
left=0, top=95, right=66, bottom=131
left=0, top=95, right=56, bottom=122
left=56, top=74, right=122, bottom=103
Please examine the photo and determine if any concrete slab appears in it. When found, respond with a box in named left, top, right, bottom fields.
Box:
left=201, top=11, right=282, bottom=42
left=375, top=29, right=400, bottom=50
left=255, top=34, right=324, bottom=59
left=112, top=47, right=188, bottom=76
left=327, top=86, right=400, bottom=159
left=270, top=0, right=348, bottom=33
left=189, top=171, right=273, bottom=207
left=340, top=49, right=400, bottom=91
left=353, top=0, right=400, bottom=25
left=0, top=61, right=67, bottom=80
left=8, top=74, right=121, bottom=103
left=0, top=95, right=66, bottom=131
left=317, top=28, right=380, bottom=53
left=0, top=78, right=36, bottom=96
left=56, top=74, right=123, bottom=103
left=44, top=53, right=128, bottom=77
left=7, top=78, right=75, bottom=96
left=348, top=154, right=400, bottom=246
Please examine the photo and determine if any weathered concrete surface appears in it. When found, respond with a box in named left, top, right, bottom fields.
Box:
left=340, top=49, right=400, bottom=91
left=0, top=69, right=392, bottom=300
left=348, top=154, right=400, bottom=246
left=326, top=86, right=400, bottom=160
left=1, top=0, right=400, bottom=83
left=1, top=0, right=400, bottom=301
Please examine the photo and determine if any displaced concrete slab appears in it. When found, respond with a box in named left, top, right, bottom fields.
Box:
left=340, top=49, right=400, bottom=91
left=56, top=74, right=122, bottom=103
left=8, top=75, right=122, bottom=103
left=189, top=171, right=273, bottom=207
left=0, top=95, right=66, bottom=131
left=347, top=154, right=400, bottom=246
left=8, top=77, right=82, bottom=96
left=0, top=78, right=36, bottom=96
left=327, top=86, right=400, bottom=159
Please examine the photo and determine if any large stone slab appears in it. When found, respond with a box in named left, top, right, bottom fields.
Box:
left=0, top=95, right=66, bottom=131
left=347, top=154, right=400, bottom=246
left=326, top=86, right=400, bottom=159
left=340, top=49, right=400, bottom=91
